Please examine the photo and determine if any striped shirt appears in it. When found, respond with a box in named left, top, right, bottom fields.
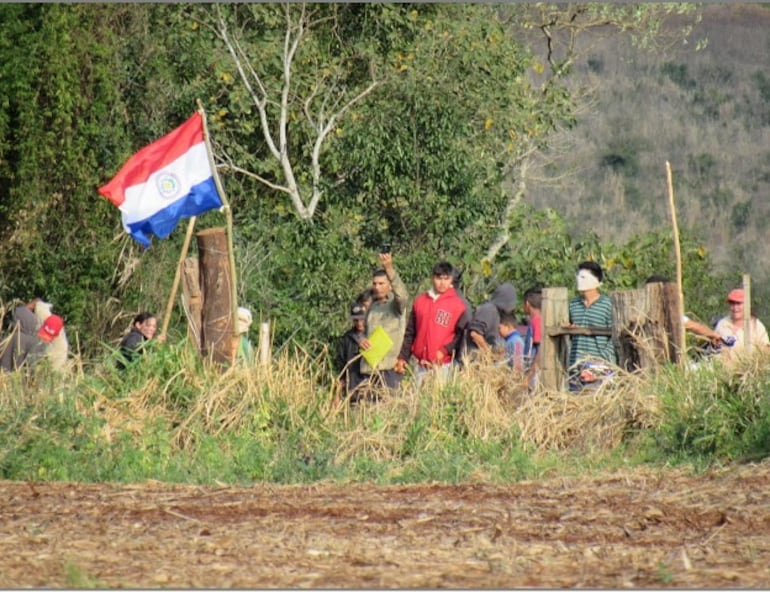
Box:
left=568, top=293, right=617, bottom=367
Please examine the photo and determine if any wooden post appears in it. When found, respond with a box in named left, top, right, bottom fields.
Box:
left=197, top=227, right=236, bottom=365
left=610, top=288, right=647, bottom=371
left=181, top=256, right=203, bottom=350
left=540, top=287, right=569, bottom=391
left=743, top=273, right=752, bottom=352
left=611, top=282, right=685, bottom=371
left=197, top=100, right=240, bottom=351
left=645, top=281, right=684, bottom=366
left=259, top=321, right=271, bottom=366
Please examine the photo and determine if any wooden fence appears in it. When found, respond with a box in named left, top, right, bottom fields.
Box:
left=540, top=282, right=685, bottom=391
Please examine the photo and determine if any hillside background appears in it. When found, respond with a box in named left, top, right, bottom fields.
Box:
left=523, top=4, right=770, bottom=306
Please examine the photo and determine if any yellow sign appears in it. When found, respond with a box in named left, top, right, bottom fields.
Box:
left=361, top=326, right=393, bottom=369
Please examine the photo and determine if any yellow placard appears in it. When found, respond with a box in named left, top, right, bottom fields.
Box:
left=361, top=325, right=393, bottom=369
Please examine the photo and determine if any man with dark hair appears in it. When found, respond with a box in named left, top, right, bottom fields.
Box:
left=396, top=261, right=468, bottom=379
left=360, top=250, right=408, bottom=390
left=568, top=261, right=617, bottom=389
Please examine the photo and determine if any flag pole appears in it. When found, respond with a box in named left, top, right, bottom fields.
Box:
left=159, top=215, right=197, bottom=342
left=197, top=100, right=240, bottom=359
left=666, top=161, right=686, bottom=368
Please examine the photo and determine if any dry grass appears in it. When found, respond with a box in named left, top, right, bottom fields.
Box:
left=6, top=340, right=756, bottom=473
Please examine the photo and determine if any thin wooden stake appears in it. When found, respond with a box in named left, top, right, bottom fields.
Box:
left=666, top=161, right=686, bottom=367
left=159, top=216, right=197, bottom=341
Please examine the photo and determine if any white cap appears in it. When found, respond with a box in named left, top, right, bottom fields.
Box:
left=237, top=307, right=253, bottom=334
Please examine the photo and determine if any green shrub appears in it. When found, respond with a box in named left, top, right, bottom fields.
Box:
left=647, top=355, right=770, bottom=464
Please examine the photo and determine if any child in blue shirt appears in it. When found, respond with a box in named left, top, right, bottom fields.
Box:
left=498, top=311, right=525, bottom=371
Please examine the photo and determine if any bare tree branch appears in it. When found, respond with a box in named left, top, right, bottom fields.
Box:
left=211, top=2, right=381, bottom=220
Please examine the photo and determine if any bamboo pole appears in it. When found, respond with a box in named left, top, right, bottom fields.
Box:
left=159, top=216, right=197, bottom=342
left=197, top=99, right=240, bottom=362
left=665, top=161, right=686, bottom=367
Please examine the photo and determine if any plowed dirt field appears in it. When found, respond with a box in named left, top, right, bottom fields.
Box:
left=2, top=462, right=770, bottom=588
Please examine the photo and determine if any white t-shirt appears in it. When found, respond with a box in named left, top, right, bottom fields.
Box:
left=715, top=316, right=770, bottom=353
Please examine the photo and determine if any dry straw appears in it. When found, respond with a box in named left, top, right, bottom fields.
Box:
left=12, top=335, right=768, bottom=467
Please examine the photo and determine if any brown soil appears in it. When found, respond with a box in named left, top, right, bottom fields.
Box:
left=2, top=462, right=770, bottom=589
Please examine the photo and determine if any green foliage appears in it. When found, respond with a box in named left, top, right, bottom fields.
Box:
left=487, top=202, right=728, bottom=324
left=65, top=563, right=105, bottom=589
left=645, top=360, right=770, bottom=464
left=198, top=3, right=579, bottom=350
left=0, top=4, right=223, bottom=355
left=661, top=62, right=696, bottom=90
left=0, top=3, right=729, bottom=369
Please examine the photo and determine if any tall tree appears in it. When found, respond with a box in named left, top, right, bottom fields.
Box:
left=0, top=4, right=221, bottom=352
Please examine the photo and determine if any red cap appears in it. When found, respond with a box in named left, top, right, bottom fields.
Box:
left=726, top=288, right=744, bottom=304
left=38, top=314, right=64, bottom=342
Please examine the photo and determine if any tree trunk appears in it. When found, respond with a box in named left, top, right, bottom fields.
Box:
left=197, top=227, right=235, bottom=365
left=646, top=281, right=684, bottom=366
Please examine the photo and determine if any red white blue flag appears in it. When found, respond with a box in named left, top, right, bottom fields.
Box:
left=98, top=113, right=223, bottom=248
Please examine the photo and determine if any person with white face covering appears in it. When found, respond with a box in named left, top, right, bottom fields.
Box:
left=567, top=261, right=617, bottom=390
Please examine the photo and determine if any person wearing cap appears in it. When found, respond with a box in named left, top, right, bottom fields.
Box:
left=334, top=301, right=369, bottom=404
left=234, top=306, right=255, bottom=364
left=34, top=300, right=69, bottom=371
left=360, top=250, right=409, bottom=392
left=116, top=311, right=158, bottom=370
left=714, top=288, right=770, bottom=359
left=567, top=261, right=617, bottom=390
left=0, top=299, right=64, bottom=372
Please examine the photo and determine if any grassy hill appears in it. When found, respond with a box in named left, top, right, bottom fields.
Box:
left=523, top=4, right=770, bottom=301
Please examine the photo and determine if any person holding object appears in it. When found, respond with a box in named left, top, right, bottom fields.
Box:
left=714, top=288, right=769, bottom=360
left=359, top=245, right=409, bottom=392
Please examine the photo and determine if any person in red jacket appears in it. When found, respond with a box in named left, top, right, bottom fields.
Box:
left=395, top=261, right=469, bottom=378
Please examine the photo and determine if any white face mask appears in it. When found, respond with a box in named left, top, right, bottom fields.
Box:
left=576, top=269, right=600, bottom=292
